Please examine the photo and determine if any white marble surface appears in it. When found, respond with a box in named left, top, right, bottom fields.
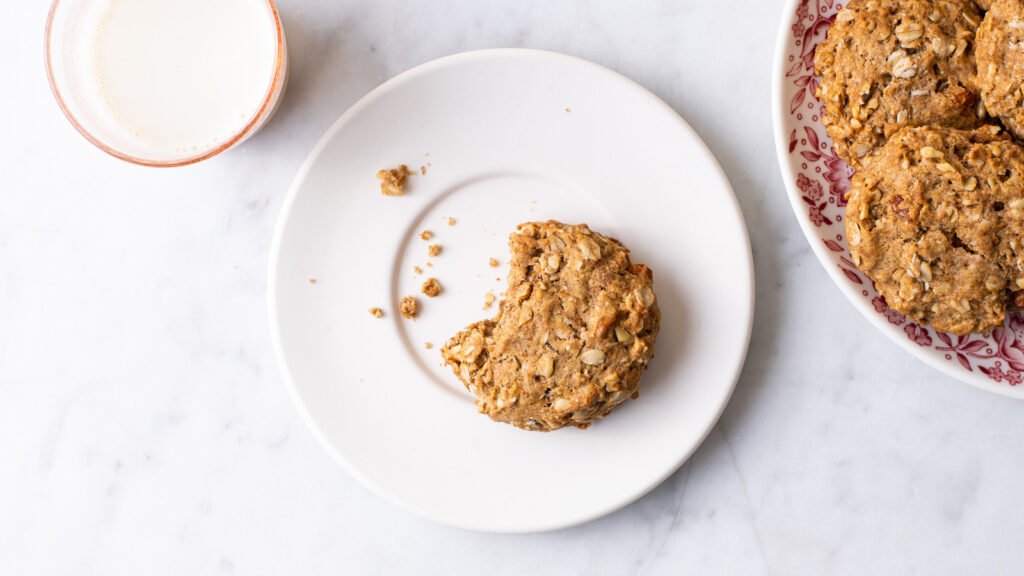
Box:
left=4, top=0, right=1024, bottom=574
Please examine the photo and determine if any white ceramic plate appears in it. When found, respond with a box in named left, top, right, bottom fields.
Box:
left=270, top=49, right=754, bottom=533
left=773, top=0, right=1024, bottom=398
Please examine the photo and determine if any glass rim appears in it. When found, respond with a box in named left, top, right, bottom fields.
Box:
left=44, top=0, right=287, bottom=168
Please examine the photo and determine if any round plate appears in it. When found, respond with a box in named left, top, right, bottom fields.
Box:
left=270, top=49, right=754, bottom=533
left=773, top=0, right=1024, bottom=397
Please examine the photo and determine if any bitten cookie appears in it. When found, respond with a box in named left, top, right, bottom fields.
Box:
left=814, top=0, right=984, bottom=169
left=846, top=125, right=1024, bottom=334
left=977, top=0, right=1024, bottom=139
left=441, top=221, right=660, bottom=431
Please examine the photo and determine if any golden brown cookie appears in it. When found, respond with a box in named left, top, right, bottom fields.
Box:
left=846, top=125, right=1024, bottom=334
left=814, top=0, right=984, bottom=169
left=441, top=222, right=660, bottom=431
left=977, top=0, right=993, bottom=9
left=977, top=0, right=1024, bottom=139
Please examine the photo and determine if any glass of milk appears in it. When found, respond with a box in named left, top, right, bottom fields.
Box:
left=45, top=0, right=288, bottom=167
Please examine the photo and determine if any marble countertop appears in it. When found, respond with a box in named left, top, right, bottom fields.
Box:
left=4, top=0, right=1023, bottom=574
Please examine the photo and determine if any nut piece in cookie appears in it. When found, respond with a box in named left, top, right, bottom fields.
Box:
left=814, top=0, right=983, bottom=169
left=441, top=221, right=660, bottom=431
left=846, top=125, right=1024, bottom=334
left=977, top=0, right=1024, bottom=139
left=377, top=165, right=412, bottom=196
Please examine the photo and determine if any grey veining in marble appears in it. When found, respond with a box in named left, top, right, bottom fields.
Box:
left=2, top=1, right=1023, bottom=574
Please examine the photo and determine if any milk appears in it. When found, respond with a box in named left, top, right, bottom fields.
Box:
left=79, top=0, right=280, bottom=159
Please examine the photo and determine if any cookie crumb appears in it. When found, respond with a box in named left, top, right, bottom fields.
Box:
left=399, top=296, right=419, bottom=319
left=427, top=262, right=433, bottom=268
left=368, top=307, right=384, bottom=318
left=428, top=244, right=442, bottom=257
left=422, top=278, right=442, bottom=297
left=488, top=258, right=499, bottom=268
left=308, top=278, right=317, bottom=284
left=565, top=107, right=572, bottom=113
left=482, top=292, right=496, bottom=310
left=420, top=230, right=433, bottom=241
left=413, top=265, right=423, bottom=275
left=377, top=165, right=412, bottom=196
left=420, top=165, right=428, bottom=175
left=424, top=342, right=433, bottom=350
left=447, top=216, right=456, bottom=226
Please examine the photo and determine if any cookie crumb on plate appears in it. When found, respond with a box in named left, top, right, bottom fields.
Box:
left=400, top=296, right=419, bottom=319
left=368, top=307, right=384, bottom=318
left=420, top=230, right=433, bottom=241
left=377, top=165, right=412, bottom=196
left=482, top=292, right=496, bottom=309
left=489, top=258, right=499, bottom=268
left=428, top=244, right=442, bottom=257
left=447, top=216, right=456, bottom=226
left=422, top=278, right=442, bottom=297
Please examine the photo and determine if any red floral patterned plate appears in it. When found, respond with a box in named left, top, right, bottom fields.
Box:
left=773, top=0, right=1024, bottom=397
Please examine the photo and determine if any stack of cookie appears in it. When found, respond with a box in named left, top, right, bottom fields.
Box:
left=815, top=0, right=1024, bottom=334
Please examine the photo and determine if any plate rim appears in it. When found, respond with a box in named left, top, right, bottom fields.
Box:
left=771, top=0, right=1023, bottom=399
left=268, top=48, right=757, bottom=532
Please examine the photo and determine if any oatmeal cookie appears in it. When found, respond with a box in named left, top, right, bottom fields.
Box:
left=814, top=0, right=983, bottom=169
left=977, top=0, right=1024, bottom=139
left=846, top=125, right=1024, bottom=334
left=441, top=221, right=660, bottom=431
